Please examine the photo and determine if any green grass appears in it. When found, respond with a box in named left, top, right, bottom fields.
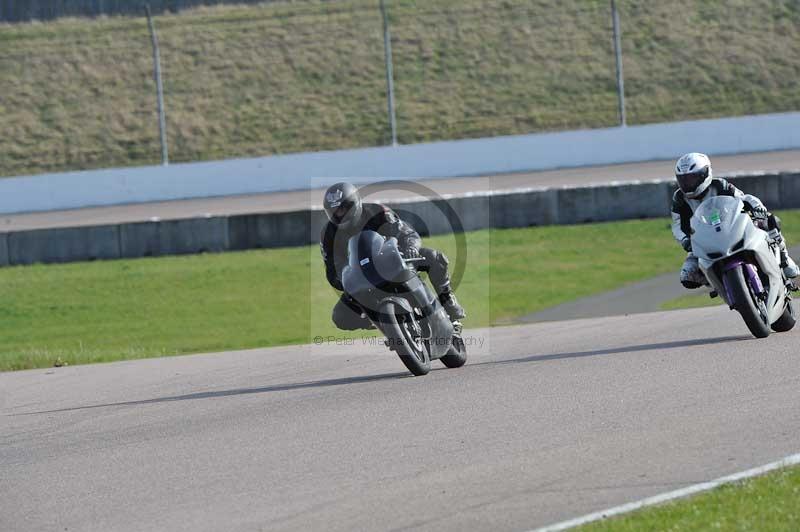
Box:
left=0, top=216, right=683, bottom=371
left=2, top=0, right=800, bottom=176
left=3, top=210, right=798, bottom=371
left=578, top=465, right=800, bottom=531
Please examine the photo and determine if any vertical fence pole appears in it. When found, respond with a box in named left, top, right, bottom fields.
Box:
left=611, top=0, right=626, bottom=127
left=380, top=0, right=398, bottom=146
left=145, top=3, right=169, bottom=165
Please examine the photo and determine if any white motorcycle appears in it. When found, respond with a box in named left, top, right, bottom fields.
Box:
left=691, top=196, right=796, bottom=338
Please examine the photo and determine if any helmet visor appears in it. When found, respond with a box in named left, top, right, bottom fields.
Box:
left=328, top=198, right=357, bottom=225
left=676, top=167, right=709, bottom=194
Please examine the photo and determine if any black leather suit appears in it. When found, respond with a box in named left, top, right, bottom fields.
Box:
left=320, top=202, right=452, bottom=330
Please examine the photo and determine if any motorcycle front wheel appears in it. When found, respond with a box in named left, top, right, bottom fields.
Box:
left=379, top=300, right=431, bottom=376
left=724, top=266, right=770, bottom=338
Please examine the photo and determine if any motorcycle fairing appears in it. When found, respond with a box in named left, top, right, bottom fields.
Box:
left=691, top=196, right=785, bottom=322
left=341, top=231, right=454, bottom=359
left=343, top=231, right=414, bottom=297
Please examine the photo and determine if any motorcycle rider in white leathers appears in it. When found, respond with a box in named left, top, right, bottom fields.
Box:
left=672, top=152, right=800, bottom=288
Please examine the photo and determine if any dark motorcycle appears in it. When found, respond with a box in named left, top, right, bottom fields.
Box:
left=341, top=231, right=467, bottom=376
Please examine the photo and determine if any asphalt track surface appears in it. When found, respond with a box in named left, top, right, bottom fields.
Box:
left=521, top=272, right=687, bottom=323
left=3, top=306, right=799, bottom=531
left=521, top=245, right=800, bottom=323
left=3, top=149, right=800, bottom=232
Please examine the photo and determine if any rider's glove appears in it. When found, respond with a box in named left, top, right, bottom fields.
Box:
left=402, top=246, right=420, bottom=260
left=681, top=237, right=692, bottom=252
left=748, top=204, right=769, bottom=219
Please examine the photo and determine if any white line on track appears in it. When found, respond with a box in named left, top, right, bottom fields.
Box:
left=531, top=452, right=800, bottom=532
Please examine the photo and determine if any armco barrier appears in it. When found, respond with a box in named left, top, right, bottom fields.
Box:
left=1, top=173, right=797, bottom=266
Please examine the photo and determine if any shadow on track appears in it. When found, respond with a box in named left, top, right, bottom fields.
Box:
left=15, top=371, right=410, bottom=416
left=474, top=335, right=752, bottom=367
left=15, top=336, right=754, bottom=416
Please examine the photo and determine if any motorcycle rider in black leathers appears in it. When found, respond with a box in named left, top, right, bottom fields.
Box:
left=320, top=182, right=466, bottom=330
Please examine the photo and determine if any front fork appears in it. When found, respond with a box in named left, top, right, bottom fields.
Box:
left=721, top=259, right=764, bottom=309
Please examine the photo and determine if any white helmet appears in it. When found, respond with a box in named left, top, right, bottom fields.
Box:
left=675, top=152, right=712, bottom=199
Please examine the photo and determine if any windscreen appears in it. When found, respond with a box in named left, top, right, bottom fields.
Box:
left=693, top=196, right=740, bottom=227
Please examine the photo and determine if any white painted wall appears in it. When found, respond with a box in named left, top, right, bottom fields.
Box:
left=3, top=112, right=800, bottom=214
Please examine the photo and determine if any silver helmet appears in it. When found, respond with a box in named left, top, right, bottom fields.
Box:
left=675, top=152, right=712, bottom=199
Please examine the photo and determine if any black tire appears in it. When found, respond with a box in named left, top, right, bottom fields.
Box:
left=772, top=301, right=796, bottom=332
left=725, top=266, right=770, bottom=338
left=440, top=335, right=467, bottom=368
left=379, top=300, right=430, bottom=376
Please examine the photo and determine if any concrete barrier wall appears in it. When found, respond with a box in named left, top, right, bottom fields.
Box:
left=779, top=173, right=800, bottom=209
left=2, top=173, right=798, bottom=267
left=0, top=233, right=8, bottom=267
left=119, top=217, right=230, bottom=258
left=7, top=225, right=121, bottom=265
left=2, top=112, right=800, bottom=215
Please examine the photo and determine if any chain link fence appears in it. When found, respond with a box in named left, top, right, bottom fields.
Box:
left=0, top=0, right=284, bottom=22
left=1, top=0, right=799, bottom=177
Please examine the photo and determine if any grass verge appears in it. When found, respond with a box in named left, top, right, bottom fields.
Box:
left=2, top=210, right=798, bottom=371
left=578, top=464, right=800, bottom=531
left=2, top=0, right=800, bottom=176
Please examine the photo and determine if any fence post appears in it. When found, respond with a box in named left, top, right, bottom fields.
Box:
left=379, top=0, right=398, bottom=146
left=145, top=3, right=169, bottom=165
left=611, top=0, right=626, bottom=127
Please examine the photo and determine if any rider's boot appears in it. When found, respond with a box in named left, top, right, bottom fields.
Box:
left=780, top=247, right=799, bottom=279
left=438, top=284, right=466, bottom=321
left=423, top=250, right=467, bottom=320
left=768, top=226, right=798, bottom=279
left=680, top=253, right=707, bottom=289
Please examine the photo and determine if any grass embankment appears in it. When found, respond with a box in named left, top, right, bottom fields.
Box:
left=579, top=465, right=800, bottom=531
left=2, top=0, right=799, bottom=176
left=3, top=211, right=798, bottom=371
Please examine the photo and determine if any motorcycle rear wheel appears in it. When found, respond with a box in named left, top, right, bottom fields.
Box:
left=771, top=300, right=796, bottom=332
left=725, top=266, right=770, bottom=338
left=440, top=335, right=467, bottom=368
left=379, top=300, right=431, bottom=376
